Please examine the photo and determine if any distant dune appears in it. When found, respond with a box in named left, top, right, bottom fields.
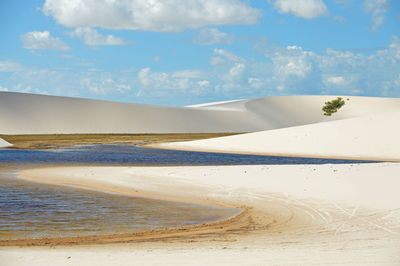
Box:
left=1, top=92, right=399, bottom=135
left=0, top=138, right=11, bottom=148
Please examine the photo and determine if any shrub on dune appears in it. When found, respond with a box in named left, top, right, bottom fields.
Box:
left=322, top=97, right=345, bottom=116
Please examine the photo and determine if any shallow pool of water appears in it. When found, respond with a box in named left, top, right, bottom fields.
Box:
left=0, top=144, right=376, bottom=165
left=0, top=172, right=239, bottom=240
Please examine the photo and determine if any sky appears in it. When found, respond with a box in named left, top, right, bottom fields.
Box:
left=0, top=0, right=399, bottom=106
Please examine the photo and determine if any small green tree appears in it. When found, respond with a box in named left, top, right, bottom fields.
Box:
left=322, top=97, right=345, bottom=116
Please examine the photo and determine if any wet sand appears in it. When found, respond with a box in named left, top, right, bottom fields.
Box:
left=0, top=165, right=243, bottom=246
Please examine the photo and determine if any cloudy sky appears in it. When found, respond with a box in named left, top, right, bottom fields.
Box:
left=0, top=0, right=399, bottom=106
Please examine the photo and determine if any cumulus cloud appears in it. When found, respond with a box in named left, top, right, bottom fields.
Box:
left=363, top=0, right=390, bottom=31
left=70, top=27, right=129, bottom=46
left=42, top=0, right=261, bottom=32
left=273, top=0, right=328, bottom=19
left=254, top=36, right=400, bottom=96
left=193, top=28, right=234, bottom=45
left=272, top=46, right=314, bottom=80
left=21, top=31, right=70, bottom=51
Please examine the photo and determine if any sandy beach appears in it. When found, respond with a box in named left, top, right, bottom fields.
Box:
left=0, top=162, right=399, bottom=265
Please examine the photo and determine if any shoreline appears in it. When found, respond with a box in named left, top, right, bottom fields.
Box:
left=147, top=143, right=398, bottom=162
left=0, top=166, right=251, bottom=247
left=0, top=207, right=251, bottom=247
left=2, top=163, right=400, bottom=264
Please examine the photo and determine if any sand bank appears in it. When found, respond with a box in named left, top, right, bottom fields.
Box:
left=0, top=137, right=11, bottom=148
left=1, top=163, right=399, bottom=265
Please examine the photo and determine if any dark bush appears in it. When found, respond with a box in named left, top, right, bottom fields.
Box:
left=322, top=97, right=345, bottom=116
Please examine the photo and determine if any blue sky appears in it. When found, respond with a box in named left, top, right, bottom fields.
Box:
left=0, top=0, right=399, bottom=106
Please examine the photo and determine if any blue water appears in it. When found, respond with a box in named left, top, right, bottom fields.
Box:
left=0, top=144, right=377, bottom=241
left=0, top=144, right=377, bottom=165
left=0, top=173, right=239, bottom=240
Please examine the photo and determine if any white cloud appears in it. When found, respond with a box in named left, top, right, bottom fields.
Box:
left=80, top=77, right=131, bottom=95
left=273, top=0, right=328, bottom=19
left=272, top=46, right=314, bottom=79
left=135, top=67, right=214, bottom=98
left=138, top=67, right=169, bottom=88
left=153, top=56, right=161, bottom=62
left=193, top=28, right=234, bottom=45
left=326, top=48, right=354, bottom=58
left=213, top=49, right=243, bottom=62
left=43, top=0, right=261, bottom=32
left=210, top=56, right=226, bottom=65
left=172, top=70, right=204, bottom=79
left=229, top=63, right=245, bottom=78
left=0, top=61, right=24, bottom=72
left=248, top=77, right=264, bottom=89
left=13, top=83, right=49, bottom=95
left=0, top=85, right=8, bottom=91
left=326, top=76, right=345, bottom=84
left=197, top=80, right=210, bottom=87
left=363, top=0, right=390, bottom=31
left=21, top=31, right=70, bottom=51
left=138, top=68, right=153, bottom=87
left=70, top=27, right=129, bottom=46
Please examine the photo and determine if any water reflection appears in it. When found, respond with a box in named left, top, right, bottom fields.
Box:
left=0, top=172, right=239, bottom=240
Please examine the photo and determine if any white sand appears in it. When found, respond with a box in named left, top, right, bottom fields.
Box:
left=2, top=163, right=400, bottom=265
left=0, top=137, right=11, bottom=148
left=1, top=92, right=399, bottom=134
left=159, top=110, right=400, bottom=161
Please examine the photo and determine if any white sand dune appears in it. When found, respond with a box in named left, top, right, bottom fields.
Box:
left=0, top=138, right=11, bottom=148
left=1, top=92, right=399, bottom=134
left=0, top=92, right=262, bottom=134
left=159, top=111, right=400, bottom=161
left=3, top=163, right=399, bottom=265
